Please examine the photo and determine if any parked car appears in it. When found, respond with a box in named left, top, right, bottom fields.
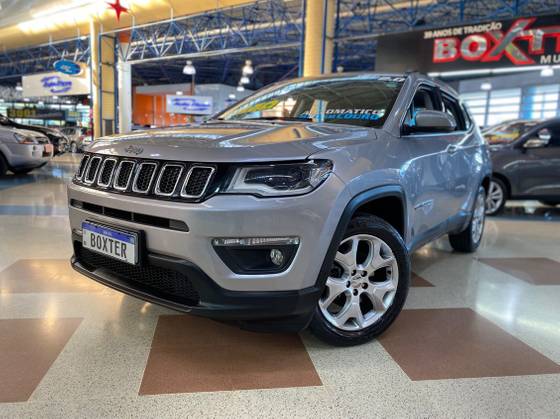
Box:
left=61, top=126, right=93, bottom=153
left=0, top=114, right=69, bottom=155
left=0, top=124, right=53, bottom=176
left=484, top=118, right=560, bottom=215
left=68, top=73, right=491, bottom=345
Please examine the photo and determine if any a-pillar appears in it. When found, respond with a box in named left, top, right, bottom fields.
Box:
left=303, top=0, right=336, bottom=77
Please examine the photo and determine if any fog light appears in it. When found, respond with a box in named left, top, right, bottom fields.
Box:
left=270, top=249, right=284, bottom=266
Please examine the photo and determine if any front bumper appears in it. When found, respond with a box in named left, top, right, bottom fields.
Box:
left=71, top=234, right=322, bottom=331
left=5, top=143, right=53, bottom=169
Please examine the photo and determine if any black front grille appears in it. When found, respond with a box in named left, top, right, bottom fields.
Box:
left=73, top=153, right=216, bottom=202
left=85, top=157, right=101, bottom=183
left=156, top=165, right=182, bottom=195
left=134, top=163, right=157, bottom=193
left=76, top=244, right=200, bottom=306
left=183, top=167, right=215, bottom=197
left=115, top=161, right=135, bottom=189
left=77, top=155, right=90, bottom=179
left=99, top=159, right=116, bottom=186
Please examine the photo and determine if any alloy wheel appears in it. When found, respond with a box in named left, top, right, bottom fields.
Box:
left=486, top=181, right=503, bottom=215
left=319, top=234, right=399, bottom=331
left=471, top=190, right=486, bottom=244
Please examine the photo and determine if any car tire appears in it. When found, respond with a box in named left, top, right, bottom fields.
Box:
left=309, top=215, right=410, bottom=346
left=485, top=178, right=507, bottom=215
left=539, top=201, right=560, bottom=207
left=0, top=153, right=7, bottom=177
left=11, top=167, right=35, bottom=175
left=71, top=142, right=78, bottom=153
left=449, top=186, right=486, bottom=253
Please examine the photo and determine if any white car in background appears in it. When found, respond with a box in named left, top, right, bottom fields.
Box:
left=61, top=126, right=93, bottom=153
left=0, top=125, right=53, bottom=176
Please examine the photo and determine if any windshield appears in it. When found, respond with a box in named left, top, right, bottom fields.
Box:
left=217, top=75, right=405, bottom=128
left=484, top=121, right=541, bottom=144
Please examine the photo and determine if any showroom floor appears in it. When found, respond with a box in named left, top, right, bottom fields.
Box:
left=1, top=154, right=559, bottom=418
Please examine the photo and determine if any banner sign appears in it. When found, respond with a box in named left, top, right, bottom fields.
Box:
left=166, top=95, right=213, bottom=115
left=376, top=14, right=560, bottom=73
left=22, top=68, right=90, bottom=97
left=7, top=107, right=66, bottom=120
left=54, top=60, right=83, bottom=76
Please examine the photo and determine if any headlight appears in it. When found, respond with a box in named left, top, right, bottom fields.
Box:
left=13, top=132, right=38, bottom=145
left=224, top=160, right=333, bottom=197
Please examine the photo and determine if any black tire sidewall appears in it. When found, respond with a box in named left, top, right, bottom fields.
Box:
left=0, top=154, right=7, bottom=177
left=310, top=215, right=410, bottom=346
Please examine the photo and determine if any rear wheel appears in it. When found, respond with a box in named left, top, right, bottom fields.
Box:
left=449, top=186, right=486, bottom=253
left=486, top=179, right=506, bottom=215
left=309, top=215, right=410, bottom=346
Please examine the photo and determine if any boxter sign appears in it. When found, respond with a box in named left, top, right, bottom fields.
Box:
left=376, top=14, right=560, bottom=73
left=166, top=95, right=213, bottom=115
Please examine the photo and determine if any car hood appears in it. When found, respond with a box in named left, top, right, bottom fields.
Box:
left=0, top=125, right=48, bottom=139
left=89, top=120, right=374, bottom=162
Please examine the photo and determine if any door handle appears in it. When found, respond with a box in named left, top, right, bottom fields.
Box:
left=447, top=144, right=459, bottom=154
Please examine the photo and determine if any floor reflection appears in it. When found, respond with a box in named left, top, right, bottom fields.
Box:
left=495, top=202, right=560, bottom=222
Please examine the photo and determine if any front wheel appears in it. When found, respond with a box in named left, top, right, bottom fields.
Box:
left=449, top=186, right=486, bottom=253
left=309, top=215, right=410, bottom=346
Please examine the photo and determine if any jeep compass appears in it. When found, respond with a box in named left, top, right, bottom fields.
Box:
left=68, top=73, right=491, bottom=345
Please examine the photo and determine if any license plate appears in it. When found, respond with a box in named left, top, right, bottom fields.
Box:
left=82, top=221, right=138, bottom=265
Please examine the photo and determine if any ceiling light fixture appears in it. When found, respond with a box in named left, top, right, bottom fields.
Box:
left=182, top=60, right=196, bottom=76
left=540, top=67, right=554, bottom=77
left=242, top=60, right=254, bottom=76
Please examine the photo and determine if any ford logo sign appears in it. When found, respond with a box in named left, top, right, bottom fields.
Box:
left=54, top=60, right=82, bottom=76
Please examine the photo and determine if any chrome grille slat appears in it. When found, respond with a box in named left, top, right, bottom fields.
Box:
left=180, top=166, right=215, bottom=198
left=97, top=158, right=117, bottom=188
left=132, top=162, right=158, bottom=193
left=84, top=156, right=102, bottom=185
left=155, top=164, right=184, bottom=196
left=113, top=160, right=136, bottom=191
left=76, top=155, right=90, bottom=180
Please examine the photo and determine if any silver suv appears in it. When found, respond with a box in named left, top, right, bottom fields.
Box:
left=68, top=73, right=491, bottom=345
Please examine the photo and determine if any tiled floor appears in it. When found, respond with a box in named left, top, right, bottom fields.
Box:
left=0, top=154, right=559, bottom=417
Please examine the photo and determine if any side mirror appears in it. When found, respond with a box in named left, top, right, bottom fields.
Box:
left=405, top=110, right=457, bottom=134
left=524, top=128, right=551, bottom=149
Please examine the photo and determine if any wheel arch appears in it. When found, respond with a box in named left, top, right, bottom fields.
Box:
left=491, top=172, right=511, bottom=198
left=315, top=185, right=407, bottom=290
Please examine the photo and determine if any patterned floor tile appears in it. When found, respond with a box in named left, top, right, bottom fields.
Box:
left=378, top=308, right=560, bottom=380
left=139, top=315, right=322, bottom=395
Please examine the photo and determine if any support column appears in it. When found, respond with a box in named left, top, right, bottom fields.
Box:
left=90, top=21, right=101, bottom=139
left=117, top=34, right=132, bottom=134
left=100, top=34, right=116, bottom=136
left=303, top=0, right=335, bottom=77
